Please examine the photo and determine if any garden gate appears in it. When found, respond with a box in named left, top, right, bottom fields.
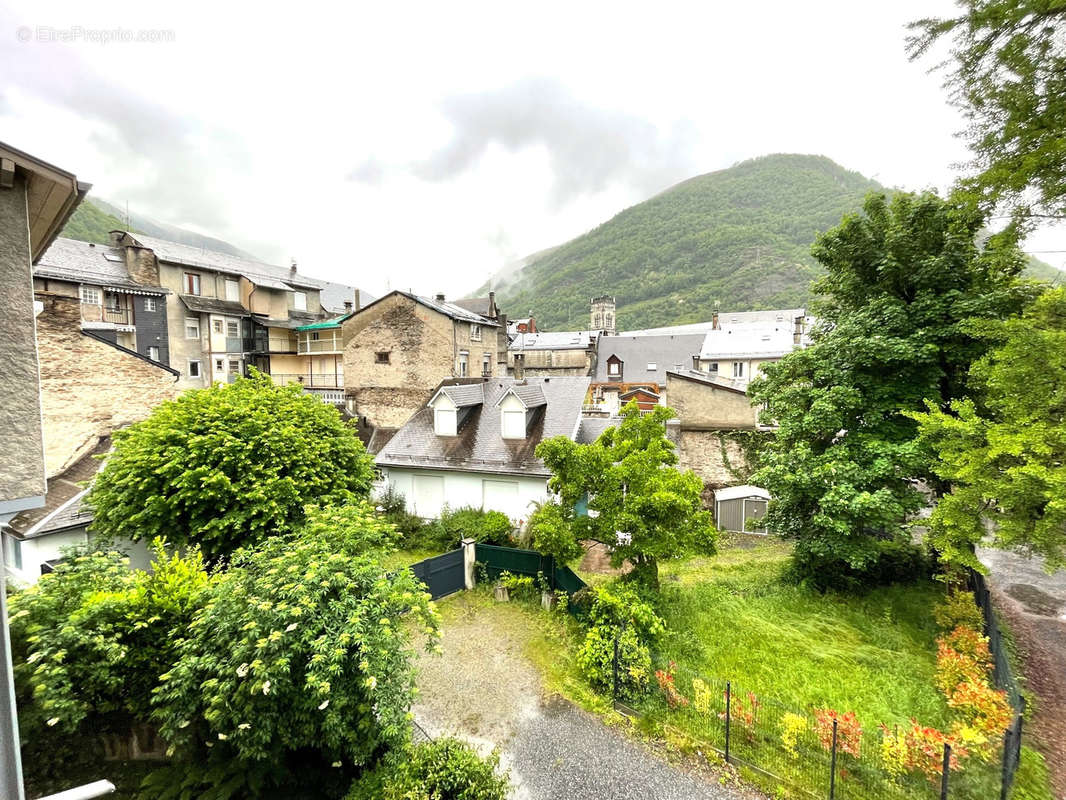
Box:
left=409, top=548, right=466, bottom=600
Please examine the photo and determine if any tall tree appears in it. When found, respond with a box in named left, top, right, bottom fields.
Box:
left=87, top=372, right=375, bottom=561
left=750, top=191, right=1035, bottom=586
left=908, top=1, right=1066, bottom=219
left=535, top=403, right=715, bottom=588
left=911, top=288, right=1066, bottom=570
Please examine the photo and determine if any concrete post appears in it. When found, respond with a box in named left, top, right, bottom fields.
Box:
left=461, top=538, right=476, bottom=590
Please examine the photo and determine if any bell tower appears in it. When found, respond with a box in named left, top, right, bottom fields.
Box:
left=590, top=295, right=616, bottom=334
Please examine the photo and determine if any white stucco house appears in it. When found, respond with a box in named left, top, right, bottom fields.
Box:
left=375, top=375, right=604, bottom=522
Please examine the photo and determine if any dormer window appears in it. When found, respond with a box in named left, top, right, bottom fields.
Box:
left=502, top=409, right=525, bottom=439
left=470, top=324, right=481, bottom=342
left=607, top=356, right=623, bottom=379
left=434, top=408, right=457, bottom=436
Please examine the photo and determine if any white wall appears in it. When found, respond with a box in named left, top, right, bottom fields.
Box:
left=4, top=529, right=154, bottom=586
left=381, top=467, right=549, bottom=524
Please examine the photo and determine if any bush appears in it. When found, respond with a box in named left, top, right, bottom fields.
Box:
left=440, top=506, right=514, bottom=547
left=933, top=590, right=985, bottom=632
left=347, top=738, right=509, bottom=800
left=575, top=582, right=665, bottom=699
left=787, top=538, right=934, bottom=592
left=527, top=501, right=583, bottom=564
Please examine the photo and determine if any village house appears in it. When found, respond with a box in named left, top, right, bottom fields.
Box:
left=342, top=291, right=505, bottom=431
left=509, top=330, right=597, bottom=378
left=375, top=376, right=595, bottom=521
left=107, top=231, right=363, bottom=390
left=695, top=309, right=810, bottom=387
left=33, top=237, right=171, bottom=363
left=588, top=332, right=705, bottom=413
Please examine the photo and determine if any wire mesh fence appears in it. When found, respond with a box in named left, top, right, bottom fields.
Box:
left=610, top=652, right=1013, bottom=800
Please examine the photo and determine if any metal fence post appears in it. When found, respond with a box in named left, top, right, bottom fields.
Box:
left=829, top=718, right=838, bottom=800
left=999, top=726, right=1012, bottom=800
left=724, top=680, right=731, bottom=764
left=940, top=743, right=951, bottom=800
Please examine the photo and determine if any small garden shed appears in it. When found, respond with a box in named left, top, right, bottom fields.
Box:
left=714, top=485, right=770, bottom=534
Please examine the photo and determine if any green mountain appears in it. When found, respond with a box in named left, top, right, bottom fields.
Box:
left=483, top=154, right=1062, bottom=331
left=61, top=197, right=256, bottom=259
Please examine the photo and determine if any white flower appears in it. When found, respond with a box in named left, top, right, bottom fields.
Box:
left=365, top=675, right=377, bottom=691
left=26, top=652, right=42, bottom=664
left=218, top=732, right=228, bottom=741
left=238, top=723, right=250, bottom=730
left=285, top=622, right=298, bottom=632
left=331, top=761, right=342, bottom=768
left=318, top=700, right=329, bottom=711
left=236, top=663, right=249, bottom=678
left=46, top=717, right=60, bottom=727
left=178, top=720, right=190, bottom=729
left=262, top=680, right=271, bottom=695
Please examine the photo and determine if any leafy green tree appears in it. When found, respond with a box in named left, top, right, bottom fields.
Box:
left=150, top=502, right=440, bottom=794
left=750, top=191, right=1036, bottom=586
left=526, top=501, right=584, bottom=564
left=87, top=372, right=375, bottom=561
left=911, top=288, right=1066, bottom=570
left=9, top=543, right=212, bottom=795
left=908, top=1, right=1066, bottom=219
left=346, top=738, right=509, bottom=800
left=535, top=403, right=715, bottom=588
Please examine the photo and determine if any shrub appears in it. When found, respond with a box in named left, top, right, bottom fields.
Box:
left=347, top=738, right=509, bottom=800
left=377, top=487, right=451, bottom=551
left=654, top=662, right=688, bottom=709
left=497, top=571, right=536, bottom=602
left=780, top=712, right=808, bottom=760
left=935, top=638, right=988, bottom=696
left=946, top=681, right=1012, bottom=757
left=440, top=506, right=514, bottom=547
left=787, top=539, right=934, bottom=592
left=527, top=500, right=584, bottom=564
left=576, top=624, right=652, bottom=700
left=933, top=591, right=985, bottom=632
left=814, top=709, right=862, bottom=757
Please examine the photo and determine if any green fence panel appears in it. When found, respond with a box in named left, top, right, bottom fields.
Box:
left=553, top=565, right=586, bottom=596
left=474, top=544, right=587, bottom=598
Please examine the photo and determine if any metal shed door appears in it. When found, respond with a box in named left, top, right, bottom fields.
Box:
left=744, top=498, right=768, bottom=533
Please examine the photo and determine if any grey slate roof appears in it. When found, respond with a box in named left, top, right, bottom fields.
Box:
left=593, top=333, right=705, bottom=384
left=121, top=232, right=323, bottom=289
left=35, top=237, right=166, bottom=292
left=181, top=295, right=249, bottom=316
left=576, top=416, right=616, bottom=444
left=509, top=331, right=594, bottom=351
left=501, top=383, right=547, bottom=408
left=666, top=368, right=748, bottom=394
left=435, top=384, right=487, bottom=408
left=320, top=282, right=375, bottom=315
left=453, top=296, right=494, bottom=316
left=376, top=376, right=590, bottom=477
left=358, top=290, right=501, bottom=327
left=8, top=437, right=109, bottom=539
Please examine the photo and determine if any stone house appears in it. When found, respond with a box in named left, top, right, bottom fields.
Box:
left=33, top=237, right=170, bottom=364
left=589, top=333, right=705, bottom=413
left=375, top=376, right=595, bottom=521
left=342, top=291, right=504, bottom=430
left=694, top=308, right=812, bottom=387
left=508, top=330, right=596, bottom=378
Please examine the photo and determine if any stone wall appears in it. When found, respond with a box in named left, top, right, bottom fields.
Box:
left=675, top=430, right=750, bottom=502
left=666, top=372, right=758, bottom=429
left=0, top=173, right=47, bottom=508
left=35, top=293, right=180, bottom=478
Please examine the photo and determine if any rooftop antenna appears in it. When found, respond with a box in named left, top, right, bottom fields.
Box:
left=125, top=200, right=130, bottom=231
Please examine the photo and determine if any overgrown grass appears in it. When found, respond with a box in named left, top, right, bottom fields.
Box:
left=381, top=547, right=442, bottom=571
left=655, top=534, right=951, bottom=729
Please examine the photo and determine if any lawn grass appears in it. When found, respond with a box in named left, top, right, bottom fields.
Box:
left=381, top=547, right=441, bottom=571
left=653, top=534, right=952, bottom=730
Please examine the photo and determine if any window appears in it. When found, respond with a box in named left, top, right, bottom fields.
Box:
left=482, top=353, right=492, bottom=377
left=502, top=410, right=526, bottom=439
left=375, top=351, right=390, bottom=364
left=607, top=358, right=621, bottom=377
left=605, top=313, right=614, bottom=329
left=225, top=279, right=240, bottom=302
left=228, top=360, right=241, bottom=375
left=104, top=292, right=122, bottom=312
left=311, top=331, right=320, bottom=341
left=4, top=534, right=22, bottom=572
left=213, top=319, right=224, bottom=333
left=80, top=286, right=101, bottom=305
left=647, top=362, right=657, bottom=371
left=185, top=317, right=200, bottom=339
left=458, top=351, right=468, bottom=377
left=733, top=361, right=745, bottom=378
left=227, top=320, right=239, bottom=338
left=146, top=346, right=160, bottom=361
left=215, top=359, right=224, bottom=372
left=184, top=273, right=201, bottom=295
left=293, top=291, right=307, bottom=311
left=144, top=297, right=157, bottom=312
left=434, top=408, right=457, bottom=436
left=470, top=324, right=481, bottom=341
left=188, top=360, right=201, bottom=378
left=708, top=361, right=719, bottom=372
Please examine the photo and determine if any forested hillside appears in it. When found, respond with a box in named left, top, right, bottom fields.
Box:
left=60, top=198, right=134, bottom=244
left=483, top=154, right=1062, bottom=331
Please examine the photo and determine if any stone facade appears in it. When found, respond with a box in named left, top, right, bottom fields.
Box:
left=590, top=295, right=616, bottom=333
left=666, top=371, right=758, bottom=430
left=675, top=430, right=750, bottom=495
left=34, top=293, right=180, bottom=478
left=0, top=172, right=46, bottom=511
left=342, top=293, right=502, bottom=429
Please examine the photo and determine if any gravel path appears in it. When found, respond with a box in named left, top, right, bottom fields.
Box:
left=979, top=548, right=1066, bottom=799
left=412, top=598, right=755, bottom=800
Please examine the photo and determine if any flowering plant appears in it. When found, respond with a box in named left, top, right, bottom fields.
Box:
left=814, top=709, right=863, bottom=757
left=655, top=662, right=689, bottom=709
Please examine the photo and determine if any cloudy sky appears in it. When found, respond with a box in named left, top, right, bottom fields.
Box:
left=1, top=0, right=1063, bottom=298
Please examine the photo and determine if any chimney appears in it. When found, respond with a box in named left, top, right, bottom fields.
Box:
left=124, top=244, right=160, bottom=287
left=290, top=259, right=297, bottom=278
left=488, top=290, right=497, bottom=318
left=344, top=300, right=353, bottom=312
left=354, top=288, right=362, bottom=311
left=513, top=352, right=524, bottom=380
left=435, top=293, right=445, bottom=303
left=712, top=300, right=721, bottom=331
